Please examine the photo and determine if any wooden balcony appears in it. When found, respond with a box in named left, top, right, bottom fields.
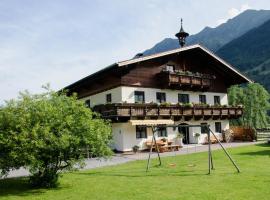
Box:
left=93, top=103, right=243, bottom=121
left=158, top=71, right=215, bottom=91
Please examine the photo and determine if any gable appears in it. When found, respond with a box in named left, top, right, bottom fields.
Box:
left=65, top=44, right=252, bottom=98
left=118, top=44, right=252, bottom=83
left=119, top=46, right=251, bottom=93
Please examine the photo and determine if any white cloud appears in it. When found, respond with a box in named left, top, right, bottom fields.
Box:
left=216, top=4, right=251, bottom=26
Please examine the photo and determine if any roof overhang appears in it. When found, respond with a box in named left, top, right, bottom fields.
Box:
left=63, top=63, right=118, bottom=91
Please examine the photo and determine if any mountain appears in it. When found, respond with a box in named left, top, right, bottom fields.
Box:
left=143, top=9, right=270, bottom=55
left=216, top=19, right=270, bottom=91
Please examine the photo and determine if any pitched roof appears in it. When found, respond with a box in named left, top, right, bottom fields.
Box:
left=117, top=44, right=253, bottom=83
left=64, top=44, right=252, bottom=90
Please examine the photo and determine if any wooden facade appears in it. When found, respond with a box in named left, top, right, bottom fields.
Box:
left=158, top=70, right=214, bottom=90
left=65, top=45, right=251, bottom=98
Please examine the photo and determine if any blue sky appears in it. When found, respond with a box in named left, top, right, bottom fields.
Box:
left=1, top=0, right=270, bottom=103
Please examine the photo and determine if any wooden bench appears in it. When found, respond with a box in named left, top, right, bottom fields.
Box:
left=145, top=140, right=181, bottom=152
left=204, top=135, right=221, bottom=144
left=167, top=144, right=181, bottom=151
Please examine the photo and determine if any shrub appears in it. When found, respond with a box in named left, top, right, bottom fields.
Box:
left=0, top=86, right=112, bottom=188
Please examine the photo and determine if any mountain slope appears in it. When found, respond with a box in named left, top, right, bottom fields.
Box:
left=216, top=19, right=270, bottom=91
left=143, top=9, right=270, bottom=55
left=217, top=19, right=270, bottom=71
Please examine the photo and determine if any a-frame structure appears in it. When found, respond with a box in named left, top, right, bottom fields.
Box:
left=146, top=124, right=240, bottom=174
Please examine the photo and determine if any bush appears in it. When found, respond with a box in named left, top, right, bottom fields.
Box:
left=0, top=86, right=112, bottom=187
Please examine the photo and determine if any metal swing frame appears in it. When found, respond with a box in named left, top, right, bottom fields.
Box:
left=146, top=124, right=240, bottom=174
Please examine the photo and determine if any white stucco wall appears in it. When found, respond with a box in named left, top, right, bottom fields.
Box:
left=121, top=86, right=228, bottom=105
left=115, top=124, right=180, bottom=152
left=82, top=86, right=228, bottom=106
left=183, top=120, right=229, bottom=144
left=112, top=119, right=229, bottom=152
left=82, top=87, right=122, bottom=107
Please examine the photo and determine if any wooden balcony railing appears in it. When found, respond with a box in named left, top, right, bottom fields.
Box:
left=158, top=71, right=215, bottom=91
left=93, top=103, right=243, bottom=121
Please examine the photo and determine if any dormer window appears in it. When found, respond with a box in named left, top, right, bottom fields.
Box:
left=165, top=65, right=175, bottom=72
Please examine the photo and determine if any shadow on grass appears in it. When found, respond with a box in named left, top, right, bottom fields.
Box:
left=237, top=143, right=270, bottom=156
left=0, top=177, right=42, bottom=197
left=255, top=143, right=270, bottom=148
left=0, top=177, right=66, bottom=197
left=75, top=166, right=214, bottom=178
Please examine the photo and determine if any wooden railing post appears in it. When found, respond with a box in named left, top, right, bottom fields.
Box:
left=144, top=106, right=147, bottom=117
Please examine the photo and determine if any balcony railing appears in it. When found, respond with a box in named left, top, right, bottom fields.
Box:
left=93, top=103, right=243, bottom=121
left=158, top=70, right=215, bottom=90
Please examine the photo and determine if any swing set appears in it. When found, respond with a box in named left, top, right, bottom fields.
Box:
left=145, top=123, right=240, bottom=174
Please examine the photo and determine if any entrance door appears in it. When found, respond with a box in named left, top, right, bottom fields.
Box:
left=178, top=123, right=190, bottom=144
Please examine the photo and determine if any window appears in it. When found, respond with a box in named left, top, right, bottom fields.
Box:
left=85, top=99, right=90, bottom=108
left=178, top=94, right=190, bottom=104
left=201, top=123, right=208, bottom=134
left=165, top=65, right=175, bottom=72
left=157, top=126, right=167, bottom=137
left=134, top=91, right=145, bottom=103
left=136, top=126, right=147, bottom=139
left=214, top=96, right=221, bottom=105
left=215, top=122, right=222, bottom=133
left=199, top=95, right=206, bottom=104
left=106, top=93, right=112, bottom=103
left=156, top=92, right=166, bottom=103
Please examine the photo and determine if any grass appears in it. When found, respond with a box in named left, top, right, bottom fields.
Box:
left=0, top=143, right=270, bottom=200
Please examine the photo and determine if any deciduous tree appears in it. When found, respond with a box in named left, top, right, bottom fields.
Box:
left=0, top=87, right=112, bottom=187
left=228, top=83, right=270, bottom=129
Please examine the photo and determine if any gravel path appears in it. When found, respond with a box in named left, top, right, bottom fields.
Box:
left=3, top=141, right=259, bottom=178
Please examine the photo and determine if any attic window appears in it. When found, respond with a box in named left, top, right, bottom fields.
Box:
left=165, top=65, right=175, bottom=72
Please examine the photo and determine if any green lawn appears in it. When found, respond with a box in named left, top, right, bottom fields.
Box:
left=0, top=143, right=270, bottom=200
